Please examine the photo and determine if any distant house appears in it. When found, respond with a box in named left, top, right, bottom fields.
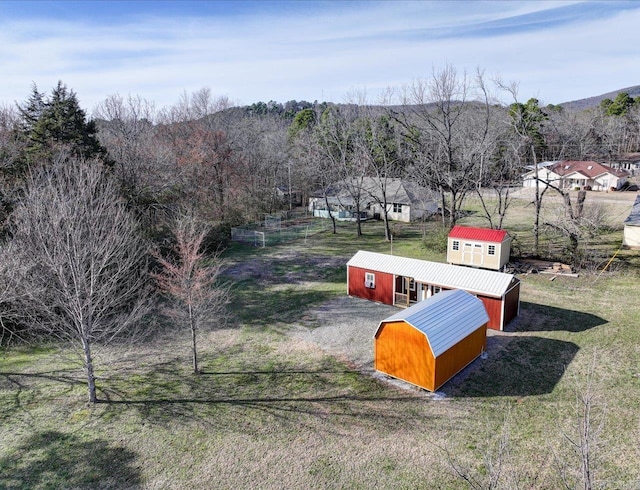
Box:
left=374, top=289, right=489, bottom=391
left=522, top=160, right=629, bottom=191
left=610, top=153, right=640, bottom=176
left=623, top=195, right=640, bottom=249
left=347, top=250, right=520, bottom=331
left=447, top=225, right=511, bottom=271
left=308, top=177, right=438, bottom=222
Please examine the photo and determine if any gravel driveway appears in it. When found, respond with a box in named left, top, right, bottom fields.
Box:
left=290, top=292, right=513, bottom=397
left=291, top=295, right=398, bottom=372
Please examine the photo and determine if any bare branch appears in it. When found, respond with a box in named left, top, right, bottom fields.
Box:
left=10, top=157, right=153, bottom=403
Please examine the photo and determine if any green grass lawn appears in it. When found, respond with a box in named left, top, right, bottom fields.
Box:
left=2, top=196, right=640, bottom=489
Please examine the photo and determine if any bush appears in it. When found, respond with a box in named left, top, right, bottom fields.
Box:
left=421, top=225, right=450, bottom=253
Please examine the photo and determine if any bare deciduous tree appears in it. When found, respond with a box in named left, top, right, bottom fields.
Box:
left=397, top=66, right=495, bottom=227
left=498, top=82, right=550, bottom=254
left=356, top=111, right=406, bottom=241
left=553, top=355, right=606, bottom=490
left=11, top=156, right=151, bottom=403
left=442, top=406, right=522, bottom=490
left=152, top=213, right=230, bottom=374
left=289, top=107, right=342, bottom=232
left=543, top=191, right=609, bottom=267
left=0, top=242, right=28, bottom=345
left=93, top=93, right=158, bottom=203
left=317, top=105, right=369, bottom=236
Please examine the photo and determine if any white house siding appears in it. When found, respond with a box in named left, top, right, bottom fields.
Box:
left=522, top=169, right=561, bottom=189
left=386, top=203, right=411, bottom=223
left=623, top=226, right=640, bottom=249
left=623, top=196, right=640, bottom=248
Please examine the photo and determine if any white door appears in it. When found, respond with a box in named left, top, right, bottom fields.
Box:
left=472, top=243, right=483, bottom=266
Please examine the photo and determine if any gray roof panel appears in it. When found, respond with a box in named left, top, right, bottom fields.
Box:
left=347, top=250, right=517, bottom=297
left=624, top=195, right=640, bottom=226
left=377, top=289, right=489, bottom=356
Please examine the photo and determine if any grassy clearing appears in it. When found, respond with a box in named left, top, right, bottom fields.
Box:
left=2, top=193, right=640, bottom=488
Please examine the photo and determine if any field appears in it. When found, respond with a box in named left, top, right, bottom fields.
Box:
left=1, top=190, right=640, bottom=489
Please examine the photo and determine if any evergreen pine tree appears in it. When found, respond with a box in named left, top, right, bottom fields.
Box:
left=2, top=82, right=109, bottom=235
left=20, top=81, right=106, bottom=163
left=16, top=83, right=45, bottom=135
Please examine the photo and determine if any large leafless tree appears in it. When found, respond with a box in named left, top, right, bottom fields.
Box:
left=93, top=94, right=161, bottom=207
left=356, top=111, right=406, bottom=241
left=397, top=66, right=495, bottom=227
left=0, top=242, right=27, bottom=345
left=10, top=156, right=152, bottom=403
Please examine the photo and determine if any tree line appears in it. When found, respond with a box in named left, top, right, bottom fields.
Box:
left=2, top=69, right=640, bottom=402
left=3, top=72, right=640, bottom=242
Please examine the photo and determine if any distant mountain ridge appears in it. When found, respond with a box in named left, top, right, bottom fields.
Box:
left=559, top=85, right=640, bottom=111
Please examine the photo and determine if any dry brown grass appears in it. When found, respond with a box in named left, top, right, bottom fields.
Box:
left=2, top=197, right=640, bottom=488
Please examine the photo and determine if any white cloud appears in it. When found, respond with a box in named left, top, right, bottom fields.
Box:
left=1, top=1, right=639, bottom=111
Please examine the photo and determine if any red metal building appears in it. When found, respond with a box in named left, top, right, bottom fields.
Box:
left=347, top=250, right=520, bottom=331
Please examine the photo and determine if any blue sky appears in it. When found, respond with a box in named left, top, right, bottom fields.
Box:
left=2, top=1, right=640, bottom=113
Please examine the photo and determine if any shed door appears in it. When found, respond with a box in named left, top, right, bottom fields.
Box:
left=472, top=244, right=483, bottom=265
left=463, top=243, right=484, bottom=266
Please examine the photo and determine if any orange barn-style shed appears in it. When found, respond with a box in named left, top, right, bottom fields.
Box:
left=374, top=289, right=489, bottom=392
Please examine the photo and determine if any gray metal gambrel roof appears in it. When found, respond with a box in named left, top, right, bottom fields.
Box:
left=377, top=289, right=489, bottom=357
left=624, top=195, right=640, bottom=226
left=347, top=250, right=518, bottom=298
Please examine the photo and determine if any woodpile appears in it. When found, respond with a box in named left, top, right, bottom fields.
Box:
left=508, top=259, right=578, bottom=277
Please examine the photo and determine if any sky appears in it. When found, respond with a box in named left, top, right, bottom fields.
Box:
left=2, top=0, right=640, bottom=114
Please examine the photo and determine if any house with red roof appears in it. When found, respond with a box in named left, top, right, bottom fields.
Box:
left=522, top=160, right=629, bottom=191
left=447, top=225, right=511, bottom=271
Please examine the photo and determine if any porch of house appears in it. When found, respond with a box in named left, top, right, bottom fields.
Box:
left=393, top=275, right=443, bottom=308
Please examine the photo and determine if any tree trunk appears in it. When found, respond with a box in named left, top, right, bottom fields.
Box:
left=383, top=213, right=391, bottom=242
left=381, top=194, right=391, bottom=242
left=189, top=303, right=199, bottom=374
left=569, top=233, right=580, bottom=268
left=355, top=198, right=363, bottom=237
left=322, top=193, right=337, bottom=234
left=82, top=335, right=98, bottom=404
left=378, top=186, right=392, bottom=241
left=532, top=146, right=541, bottom=256
left=449, top=190, right=458, bottom=227
left=577, top=190, right=586, bottom=218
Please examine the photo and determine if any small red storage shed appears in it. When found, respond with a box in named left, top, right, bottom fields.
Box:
left=447, top=225, right=511, bottom=271
left=347, top=250, right=520, bottom=331
left=374, top=289, right=489, bottom=391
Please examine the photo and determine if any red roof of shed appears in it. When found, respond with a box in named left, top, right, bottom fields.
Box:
left=448, top=225, right=508, bottom=243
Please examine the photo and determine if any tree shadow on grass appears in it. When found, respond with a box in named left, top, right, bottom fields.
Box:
left=0, top=431, right=140, bottom=489
left=446, top=335, right=579, bottom=398
left=511, top=301, right=607, bottom=333
left=230, top=287, right=337, bottom=327
left=0, top=370, right=86, bottom=423
left=96, top=363, right=432, bottom=437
